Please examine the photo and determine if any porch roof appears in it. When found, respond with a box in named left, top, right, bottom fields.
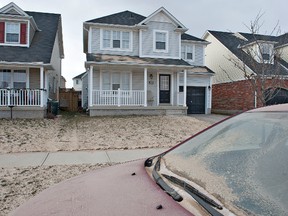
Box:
left=85, top=54, right=194, bottom=70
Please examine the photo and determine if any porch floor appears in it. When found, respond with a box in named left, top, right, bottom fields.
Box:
left=89, top=105, right=187, bottom=116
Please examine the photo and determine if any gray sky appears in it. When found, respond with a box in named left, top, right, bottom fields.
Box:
left=2, top=0, right=288, bottom=87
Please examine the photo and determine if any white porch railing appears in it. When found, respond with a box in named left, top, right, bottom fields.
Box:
left=92, top=89, right=145, bottom=106
left=0, top=89, right=46, bottom=106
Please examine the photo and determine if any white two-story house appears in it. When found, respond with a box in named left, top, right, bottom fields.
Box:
left=83, top=7, right=213, bottom=116
left=0, top=2, right=64, bottom=118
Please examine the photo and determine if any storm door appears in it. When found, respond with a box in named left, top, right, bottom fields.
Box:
left=159, top=74, right=170, bottom=103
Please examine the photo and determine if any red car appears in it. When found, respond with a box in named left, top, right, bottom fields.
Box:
left=13, top=104, right=288, bottom=215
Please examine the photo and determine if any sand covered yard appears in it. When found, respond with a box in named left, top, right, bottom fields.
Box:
left=0, top=114, right=211, bottom=153
left=0, top=114, right=216, bottom=215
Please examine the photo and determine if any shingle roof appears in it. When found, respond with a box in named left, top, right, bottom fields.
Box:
left=208, top=30, right=288, bottom=76
left=0, top=11, right=60, bottom=64
left=85, top=10, right=204, bottom=43
left=86, top=54, right=191, bottom=67
left=181, top=33, right=206, bottom=42
left=86, top=10, right=146, bottom=26
left=277, top=33, right=288, bottom=47
left=73, top=72, right=86, bottom=79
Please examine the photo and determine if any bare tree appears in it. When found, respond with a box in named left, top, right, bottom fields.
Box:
left=223, top=13, right=288, bottom=107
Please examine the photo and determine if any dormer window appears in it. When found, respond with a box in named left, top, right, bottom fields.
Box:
left=6, top=22, right=20, bottom=43
left=0, top=21, right=27, bottom=45
left=260, top=43, right=273, bottom=63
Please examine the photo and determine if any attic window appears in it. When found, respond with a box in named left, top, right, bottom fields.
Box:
left=6, top=22, right=20, bottom=43
left=0, top=21, right=27, bottom=45
left=260, top=43, right=273, bottom=63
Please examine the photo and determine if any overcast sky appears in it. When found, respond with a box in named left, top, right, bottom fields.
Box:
left=2, top=0, right=288, bottom=87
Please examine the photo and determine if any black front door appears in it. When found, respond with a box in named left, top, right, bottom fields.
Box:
left=187, top=87, right=206, bottom=114
left=159, top=74, right=170, bottom=103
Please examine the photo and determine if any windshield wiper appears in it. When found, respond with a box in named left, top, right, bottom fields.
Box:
left=163, top=174, right=224, bottom=216
left=151, top=156, right=183, bottom=202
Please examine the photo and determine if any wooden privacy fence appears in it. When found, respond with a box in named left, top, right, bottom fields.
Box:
left=59, top=88, right=80, bottom=112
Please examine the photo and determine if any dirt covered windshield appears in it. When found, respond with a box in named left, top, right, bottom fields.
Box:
left=163, top=112, right=288, bottom=215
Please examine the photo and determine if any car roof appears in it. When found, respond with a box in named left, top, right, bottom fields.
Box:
left=248, top=103, right=288, bottom=113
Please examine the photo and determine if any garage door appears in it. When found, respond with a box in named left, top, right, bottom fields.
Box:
left=187, top=87, right=206, bottom=114
left=265, top=88, right=288, bottom=105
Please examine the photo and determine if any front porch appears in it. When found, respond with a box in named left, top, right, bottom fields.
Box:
left=85, top=54, right=213, bottom=116
left=0, top=88, right=47, bottom=118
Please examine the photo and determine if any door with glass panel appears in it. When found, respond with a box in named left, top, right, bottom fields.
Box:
left=159, top=74, right=170, bottom=104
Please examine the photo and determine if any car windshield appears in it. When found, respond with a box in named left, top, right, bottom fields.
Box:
left=163, top=112, right=288, bottom=216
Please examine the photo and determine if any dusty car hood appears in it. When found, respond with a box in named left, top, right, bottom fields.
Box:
left=12, top=159, right=192, bottom=216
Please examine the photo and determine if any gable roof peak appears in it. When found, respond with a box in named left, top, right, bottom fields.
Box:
left=137, top=7, right=188, bottom=31
left=0, top=2, right=29, bottom=16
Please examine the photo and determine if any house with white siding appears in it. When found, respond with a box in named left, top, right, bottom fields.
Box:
left=203, top=30, right=288, bottom=114
left=83, top=7, right=214, bottom=116
left=0, top=2, right=64, bottom=118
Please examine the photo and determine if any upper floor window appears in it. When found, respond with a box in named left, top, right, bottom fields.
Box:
left=181, top=45, right=194, bottom=61
left=101, top=29, right=132, bottom=51
left=260, top=43, right=273, bottom=63
left=154, top=30, right=168, bottom=52
left=0, top=21, right=27, bottom=45
left=6, top=22, right=20, bottom=43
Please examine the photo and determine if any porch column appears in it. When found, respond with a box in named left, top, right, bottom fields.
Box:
left=88, top=65, right=93, bottom=107
left=144, top=68, right=147, bottom=107
left=183, top=69, right=187, bottom=107
left=40, top=67, right=44, bottom=107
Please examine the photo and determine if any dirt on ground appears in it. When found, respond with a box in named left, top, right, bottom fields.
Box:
left=0, top=113, right=214, bottom=215
left=0, top=114, right=211, bottom=153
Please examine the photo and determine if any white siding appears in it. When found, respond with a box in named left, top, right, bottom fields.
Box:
left=181, top=41, right=205, bottom=66
left=204, top=33, right=253, bottom=84
left=278, top=46, right=288, bottom=62
left=73, top=78, right=82, bottom=91
left=82, top=73, right=88, bottom=109
left=141, top=21, right=180, bottom=58
left=90, top=27, right=139, bottom=56
left=47, top=30, right=62, bottom=100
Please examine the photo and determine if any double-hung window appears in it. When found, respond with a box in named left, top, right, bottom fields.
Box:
left=0, top=69, right=26, bottom=89
left=101, top=29, right=131, bottom=50
left=154, top=30, right=168, bottom=52
left=181, top=45, right=194, bottom=61
left=101, top=71, right=131, bottom=91
left=6, top=22, right=20, bottom=43
left=0, top=69, right=11, bottom=88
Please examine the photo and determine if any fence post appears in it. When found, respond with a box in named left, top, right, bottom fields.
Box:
left=117, top=88, right=121, bottom=107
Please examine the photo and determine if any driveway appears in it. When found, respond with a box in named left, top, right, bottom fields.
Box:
left=188, top=114, right=229, bottom=124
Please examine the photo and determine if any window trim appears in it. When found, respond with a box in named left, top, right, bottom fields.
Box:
left=5, top=22, right=20, bottom=44
left=0, top=68, right=27, bottom=89
left=100, top=29, right=133, bottom=52
left=153, top=30, right=169, bottom=53
left=100, top=70, right=132, bottom=91
left=181, top=44, right=195, bottom=61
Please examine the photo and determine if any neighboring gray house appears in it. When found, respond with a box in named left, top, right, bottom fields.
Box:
left=0, top=2, right=64, bottom=118
left=83, top=7, right=214, bottom=116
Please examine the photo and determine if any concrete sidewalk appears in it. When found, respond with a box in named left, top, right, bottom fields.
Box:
left=0, top=148, right=168, bottom=168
